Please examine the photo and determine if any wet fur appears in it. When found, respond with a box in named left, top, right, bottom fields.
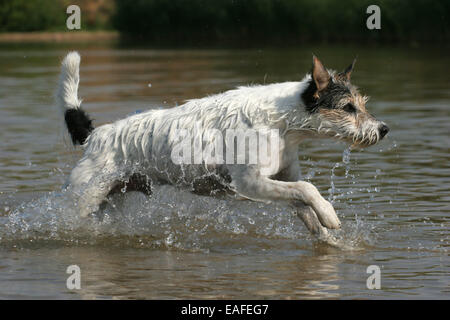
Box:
left=56, top=52, right=388, bottom=241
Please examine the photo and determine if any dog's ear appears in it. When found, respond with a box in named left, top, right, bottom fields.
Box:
left=338, top=58, right=357, bottom=81
left=311, top=55, right=330, bottom=97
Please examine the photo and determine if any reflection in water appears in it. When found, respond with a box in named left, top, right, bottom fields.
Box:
left=0, top=44, right=448, bottom=299
left=0, top=246, right=350, bottom=299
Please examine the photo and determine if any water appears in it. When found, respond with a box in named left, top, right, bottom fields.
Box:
left=0, top=43, right=448, bottom=299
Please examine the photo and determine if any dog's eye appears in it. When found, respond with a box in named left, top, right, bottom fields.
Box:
left=343, top=104, right=356, bottom=113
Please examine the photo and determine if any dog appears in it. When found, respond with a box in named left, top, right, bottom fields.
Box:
left=56, top=52, right=388, bottom=240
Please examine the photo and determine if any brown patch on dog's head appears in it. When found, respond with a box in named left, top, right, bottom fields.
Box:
left=301, top=55, right=388, bottom=146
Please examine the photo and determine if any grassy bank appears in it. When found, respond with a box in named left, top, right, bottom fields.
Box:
left=0, top=0, right=114, bottom=32
left=0, top=0, right=448, bottom=45
left=0, top=31, right=119, bottom=43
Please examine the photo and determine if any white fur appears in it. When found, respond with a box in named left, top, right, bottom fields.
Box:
left=56, top=51, right=82, bottom=111
left=57, top=52, right=342, bottom=238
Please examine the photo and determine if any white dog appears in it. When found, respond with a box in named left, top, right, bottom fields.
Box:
left=56, top=52, right=388, bottom=240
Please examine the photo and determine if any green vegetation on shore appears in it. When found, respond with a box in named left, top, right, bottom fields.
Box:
left=0, top=0, right=448, bottom=44
left=0, top=0, right=65, bottom=32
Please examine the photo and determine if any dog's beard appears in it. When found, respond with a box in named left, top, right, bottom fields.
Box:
left=312, top=126, right=380, bottom=148
left=351, top=128, right=381, bottom=148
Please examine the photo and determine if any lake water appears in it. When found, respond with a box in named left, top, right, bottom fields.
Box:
left=0, top=43, right=448, bottom=299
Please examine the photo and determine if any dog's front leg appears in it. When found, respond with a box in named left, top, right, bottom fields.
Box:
left=229, top=167, right=341, bottom=229
left=273, top=163, right=336, bottom=236
left=292, top=200, right=338, bottom=244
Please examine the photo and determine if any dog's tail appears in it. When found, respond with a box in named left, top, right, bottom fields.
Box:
left=56, top=51, right=93, bottom=145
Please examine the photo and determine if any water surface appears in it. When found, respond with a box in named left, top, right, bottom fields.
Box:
left=0, top=44, right=448, bottom=299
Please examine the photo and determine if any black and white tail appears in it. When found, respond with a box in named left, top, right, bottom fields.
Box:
left=56, top=51, right=93, bottom=145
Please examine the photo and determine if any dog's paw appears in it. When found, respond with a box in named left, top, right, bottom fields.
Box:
left=78, top=202, right=99, bottom=218
left=313, top=200, right=341, bottom=229
left=294, top=202, right=322, bottom=234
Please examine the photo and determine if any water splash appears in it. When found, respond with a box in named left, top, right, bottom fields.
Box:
left=0, top=183, right=372, bottom=252
left=328, top=147, right=352, bottom=203
left=0, top=148, right=377, bottom=252
left=0, top=185, right=311, bottom=251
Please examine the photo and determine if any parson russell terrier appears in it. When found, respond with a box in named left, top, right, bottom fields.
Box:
left=56, top=52, right=389, bottom=241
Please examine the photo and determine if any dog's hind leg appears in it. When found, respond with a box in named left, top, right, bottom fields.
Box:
left=67, top=157, right=119, bottom=217
left=108, top=173, right=153, bottom=196
left=77, top=178, right=118, bottom=218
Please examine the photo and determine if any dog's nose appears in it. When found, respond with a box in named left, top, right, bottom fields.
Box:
left=379, top=124, right=389, bottom=139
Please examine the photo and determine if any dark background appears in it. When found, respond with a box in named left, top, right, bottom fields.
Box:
left=0, top=0, right=448, bottom=45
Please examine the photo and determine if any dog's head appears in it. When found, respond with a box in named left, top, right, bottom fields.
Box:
left=301, top=55, right=389, bottom=147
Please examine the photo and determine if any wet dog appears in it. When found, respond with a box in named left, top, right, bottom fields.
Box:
left=56, top=52, right=388, bottom=241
